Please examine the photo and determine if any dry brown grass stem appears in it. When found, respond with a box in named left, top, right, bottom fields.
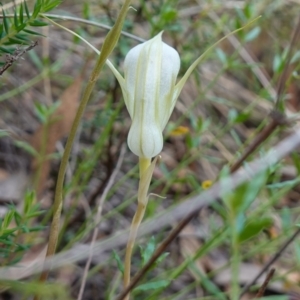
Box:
left=255, top=268, right=276, bottom=298
left=77, top=144, right=126, bottom=300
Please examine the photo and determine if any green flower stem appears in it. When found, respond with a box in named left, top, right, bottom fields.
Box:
left=139, top=157, right=151, bottom=175
left=124, top=157, right=151, bottom=300
left=231, top=217, right=241, bottom=300
left=37, top=0, right=132, bottom=286
left=39, top=69, right=99, bottom=283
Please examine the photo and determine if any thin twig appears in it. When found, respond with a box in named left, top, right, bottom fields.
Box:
left=255, top=268, right=275, bottom=298
left=230, top=112, right=286, bottom=173
left=275, top=14, right=300, bottom=109
left=0, top=41, right=38, bottom=75
left=240, top=227, right=300, bottom=297
left=42, top=26, right=53, bottom=105
left=77, top=144, right=126, bottom=300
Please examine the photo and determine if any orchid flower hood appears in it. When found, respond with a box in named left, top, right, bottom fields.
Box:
left=122, top=32, right=180, bottom=158
left=106, top=31, right=225, bottom=158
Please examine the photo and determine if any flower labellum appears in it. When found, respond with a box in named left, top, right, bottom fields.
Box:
left=123, top=32, right=180, bottom=158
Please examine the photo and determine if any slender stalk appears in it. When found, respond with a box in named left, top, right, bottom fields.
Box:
left=36, top=0, right=132, bottom=290
left=123, top=202, right=147, bottom=294
left=230, top=222, right=240, bottom=300
left=123, top=157, right=151, bottom=300
left=38, top=50, right=105, bottom=284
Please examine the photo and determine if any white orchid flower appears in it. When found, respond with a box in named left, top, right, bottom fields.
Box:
left=124, top=32, right=180, bottom=158
left=107, top=28, right=254, bottom=158
left=109, top=32, right=198, bottom=158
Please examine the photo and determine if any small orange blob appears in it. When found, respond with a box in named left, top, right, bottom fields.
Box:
left=202, top=180, right=212, bottom=189
left=169, top=126, right=189, bottom=137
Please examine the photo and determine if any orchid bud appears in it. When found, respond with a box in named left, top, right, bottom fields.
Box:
left=123, top=32, right=180, bottom=158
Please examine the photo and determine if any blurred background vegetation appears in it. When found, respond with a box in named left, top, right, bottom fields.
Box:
left=1, top=0, right=300, bottom=299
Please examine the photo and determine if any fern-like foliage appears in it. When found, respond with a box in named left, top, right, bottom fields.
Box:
left=0, top=0, right=61, bottom=62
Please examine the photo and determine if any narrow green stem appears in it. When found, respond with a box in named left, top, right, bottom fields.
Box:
left=123, top=157, right=151, bottom=300
left=35, top=1, right=132, bottom=290
left=39, top=31, right=116, bottom=287
left=33, top=119, right=49, bottom=196
left=123, top=201, right=146, bottom=298
left=139, top=157, right=151, bottom=175
left=38, top=54, right=103, bottom=283
left=230, top=217, right=240, bottom=300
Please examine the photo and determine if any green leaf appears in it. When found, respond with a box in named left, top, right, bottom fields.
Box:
left=25, top=210, right=45, bottom=219
left=20, top=225, right=30, bottom=233
left=24, top=1, right=31, bottom=18
left=28, top=226, right=45, bottom=232
left=273, top=54, right=284, bottom=74
left=33, top=102, right=48, bottom=123
left=244, top=26, right=261, bottom=42
left=156, top=252, right=169, bottom=265
left=190, top=265, right=227, bottom=299
left=140, top=236, right=156, bottom=266
left=215, top=48, right=227, bottom=65
left=228, top=109, right=251, bottom=123
left=291, top=152, right=300, bottom=175
left=32, top=2, right=42, bottom=18
left=291, top=51, right=300, bottom=64
left=83, top=2, right=90, bottom=19
left=0, top=23, right=3, bottom=38
left=23, top=28, right=44, bottom=36
left=14, top=140, right=39, bottom=157
left=0, top=130, right=8, bottom=137
left=14, top=211, right=22, bottom=227
left=8, top=37, right=30, bottom=45
left=2, top=9, right=9, bottom=34
left=29, top=20, right=49, bottom=27
left=112, top=250, right=124, bottom=275
left=161, top=7, right=177, bottom=22
left=2, top=211, right=15, bottom=229
left=0, top=238, right=15, bottom=246
left=134, top=280, right=170, bottom=292
left=267, top=178, right=300, bottom=190
left=223, top=171, right=267, bottom=215
left=228, top=109, right=238, bottom=122
left=1, top=228, right=18, bottom=237
left=0, top=46, right=14, bottom=54
left=234, top=111, right=251, bottom=123
left=19, top=3, right=24, bottom=24
left=43, top=0, right=62, bottom=12
left=243, top=3, right=254, bottom=19
left=14, top=9, right=19, bottom=28
left=15, top=33, right=30, bottom=42
left=24, top=190, right=35, bottom=215
left=238, top=217, right=272, bottom=243
left=16, top=22, right=27, bottom=31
